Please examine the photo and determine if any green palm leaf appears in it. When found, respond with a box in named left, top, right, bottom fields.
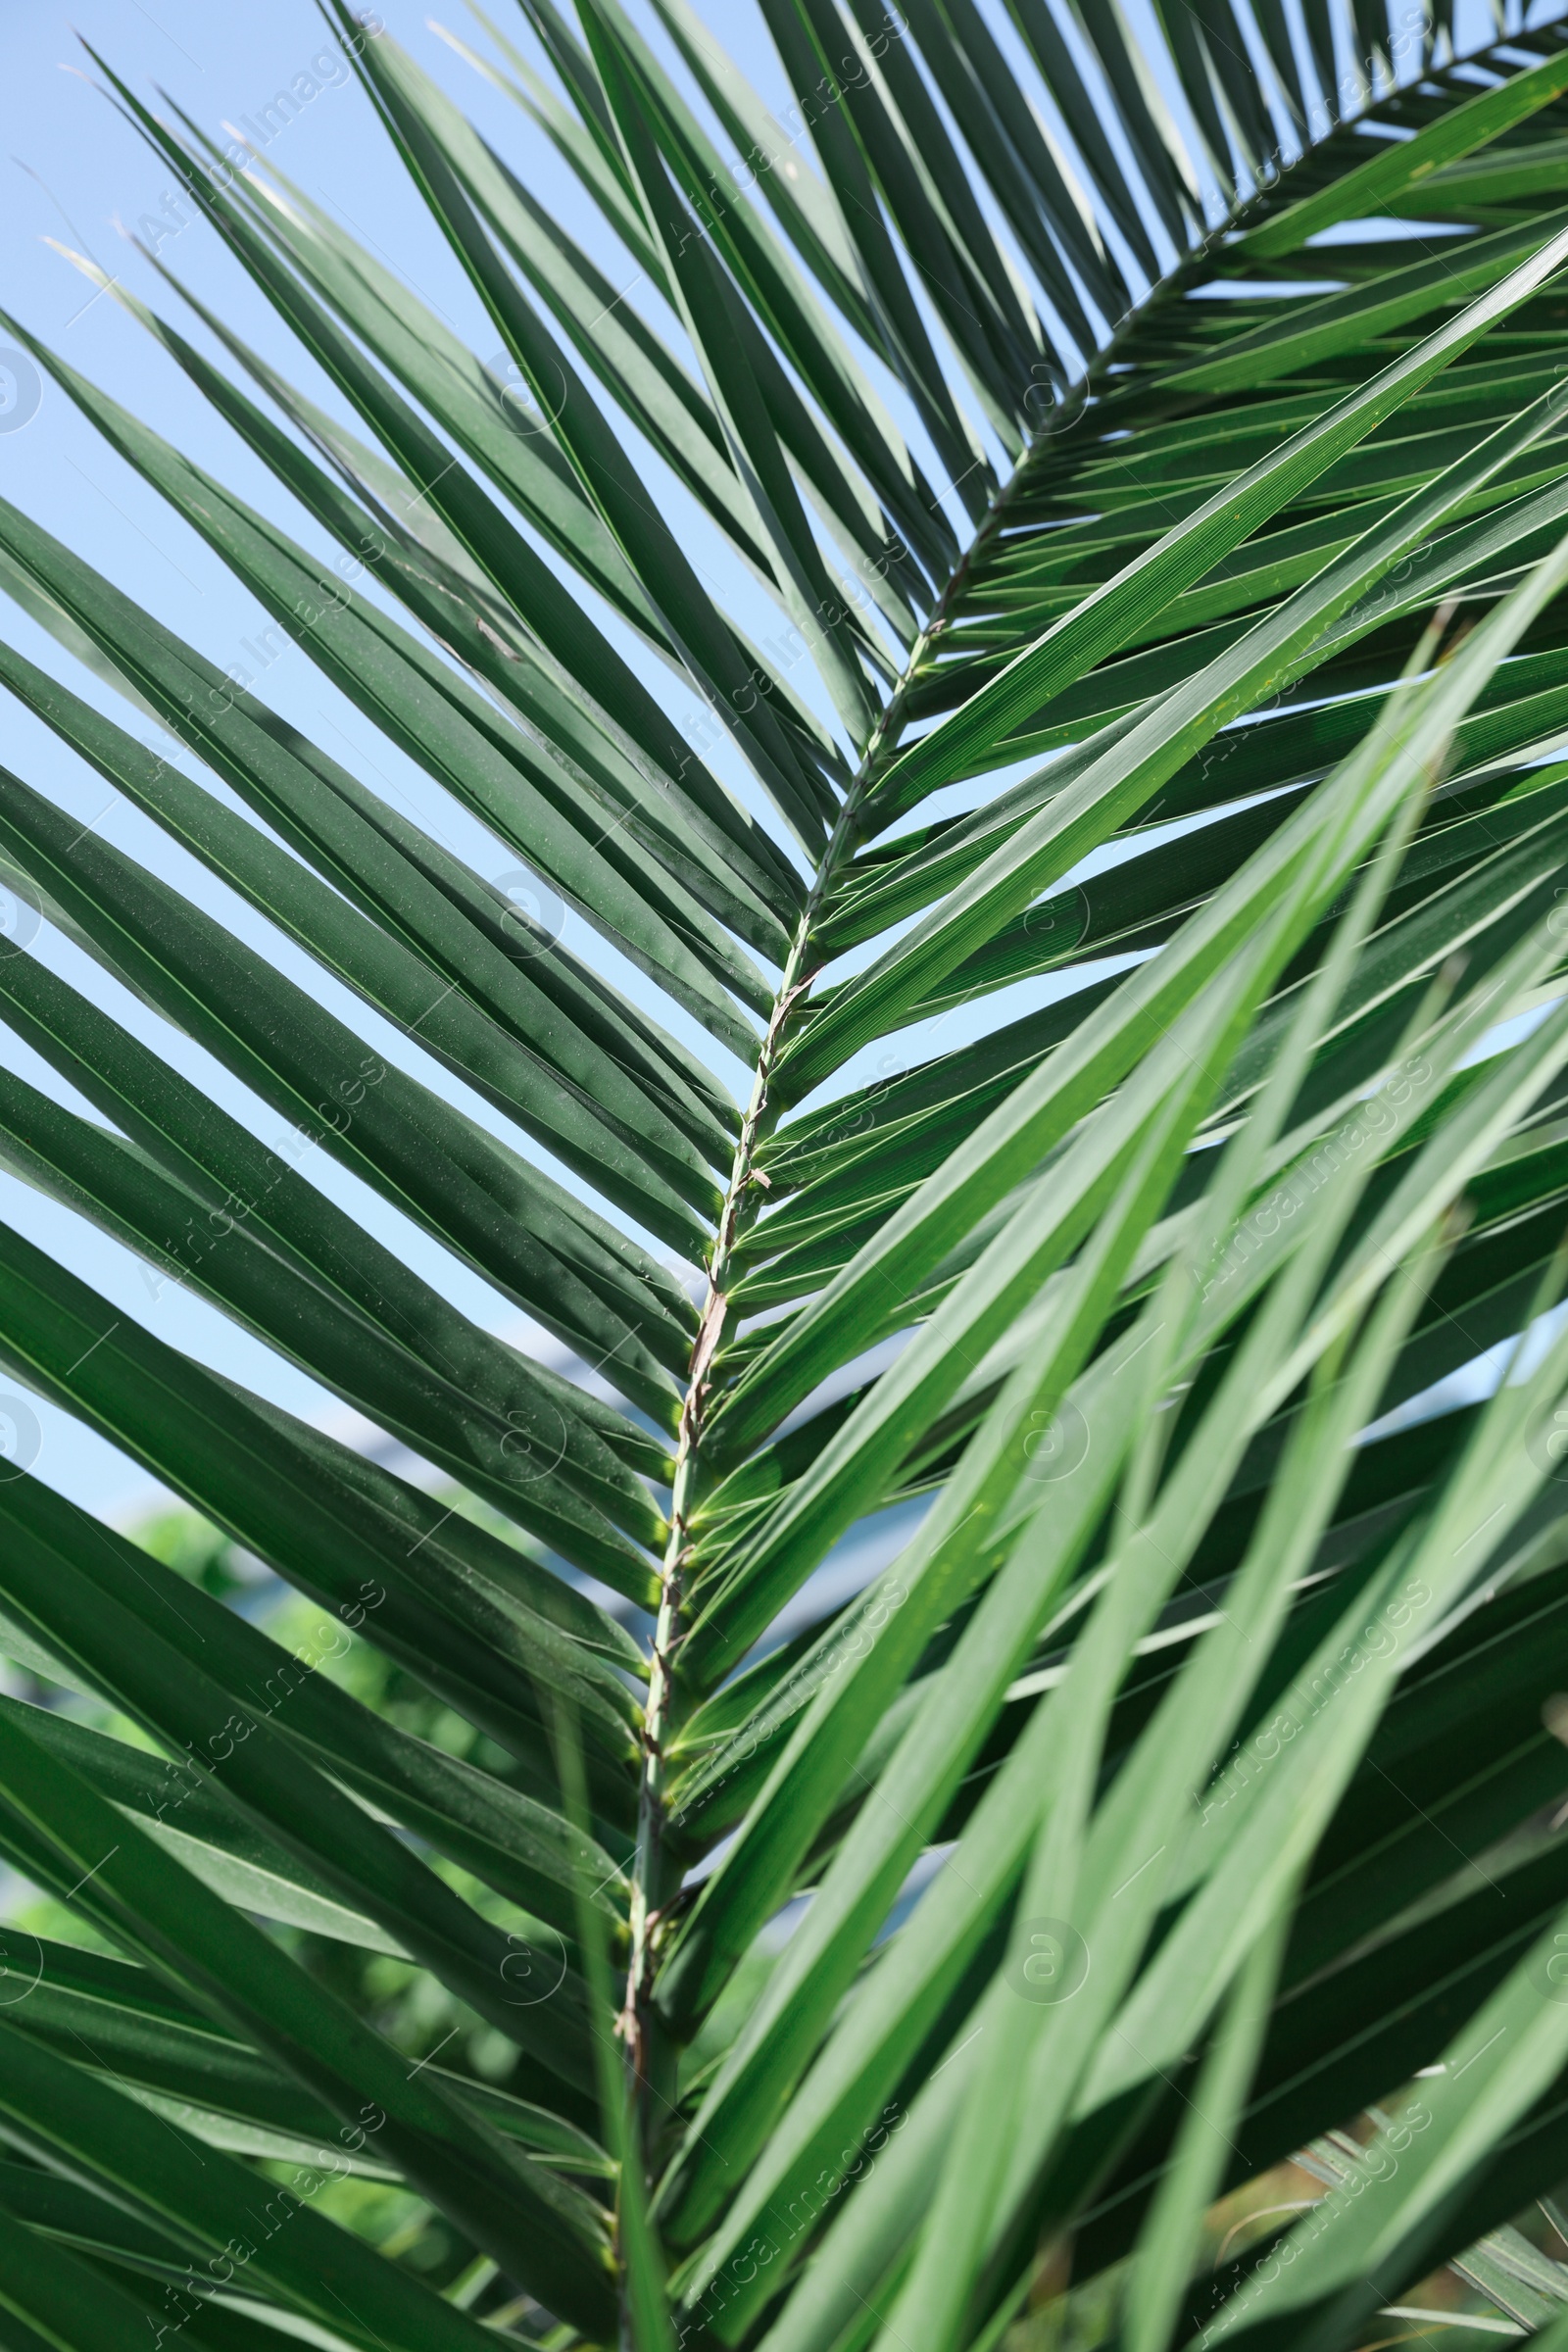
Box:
left=11, top=3, right=1568, bottom=2346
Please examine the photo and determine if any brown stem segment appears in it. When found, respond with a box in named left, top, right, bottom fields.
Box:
left=616, top=962, right=815, bottom=2117
left=615, top=392, right=1073, bottom=2272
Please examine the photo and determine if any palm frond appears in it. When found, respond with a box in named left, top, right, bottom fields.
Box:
left=7, top=4, right=1568, bottom=2348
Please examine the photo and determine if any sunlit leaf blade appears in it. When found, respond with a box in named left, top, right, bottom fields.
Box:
left=0, top=1472, right=633, bottom=1913
left=6, top=11, right=1568, bottom=2349
left=0, top=1702, right=618, bottom=2335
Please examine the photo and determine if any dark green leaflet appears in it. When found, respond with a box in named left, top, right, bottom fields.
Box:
left=0, top=1473, right=637, bottom=1898
left=0, top=765, right=692, bottom=1427
left=6, top=15, right=1568, bottom=2351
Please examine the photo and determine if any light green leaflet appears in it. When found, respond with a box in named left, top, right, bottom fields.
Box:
left=3, top=11, right=1568, bottom=2351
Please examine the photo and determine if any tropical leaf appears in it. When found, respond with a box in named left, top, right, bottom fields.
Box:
left=10, top=3, right=1568, bottom=2347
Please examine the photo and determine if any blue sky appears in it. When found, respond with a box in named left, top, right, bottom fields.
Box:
left=0, top=0, right=1060, bottom=1529
left=0, top=0, right=818, bottom=1525
left=0, top=0, right=1504, bottom=1530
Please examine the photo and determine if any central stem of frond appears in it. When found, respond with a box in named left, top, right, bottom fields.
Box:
left=616, top=446, right=1029, bottom=2204
left=615, top=838, right=844, bottom=2114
